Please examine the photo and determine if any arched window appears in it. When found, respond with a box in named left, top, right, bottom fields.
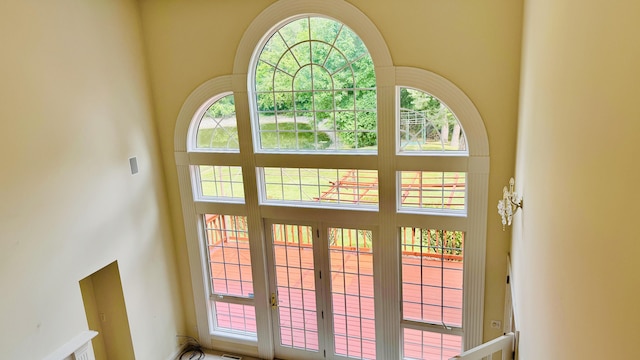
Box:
left=253, top=16, right=377, bottom=153
left=174, top=1, right=489, bottom=359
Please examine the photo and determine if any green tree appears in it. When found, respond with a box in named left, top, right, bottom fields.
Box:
left=205, top=95, right=235, bottom=118
left=254, top=17, right=378, bottom=149
left=420, top=229, right=463, bottom=257
left=400, top=88, right=462, bottom=148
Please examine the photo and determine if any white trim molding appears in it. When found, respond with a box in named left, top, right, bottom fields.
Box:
left=43, top=331, right=98, bottom=360
left=233, top=0, right=393, bottom=77
left=395, top=67, right=489, bottom=158
left=174, top=0, right=490, bottom=357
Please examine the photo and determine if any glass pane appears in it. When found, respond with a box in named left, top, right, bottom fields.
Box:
left=255, top=16, right=376, bottom=153
left=403, top=328, right=461, bottom=360
left=279, top=17, right=309, bottom=45
left=324, top=48, right=348, bottom=74
left=274, top=71, right=294, bottom=91
left=401, top=228, right=463, bottom=328
left=214, top=302, right=257, bottom=336
left=197, top=165, right=244, bottom=201
left=399, top=172, right=466, bottom=212
left=334, top=26, right=369, bottom=62
left=310, top=17, right=342, bottom=43
left=311, top=41, right=332, bottom=66
left=294, top=67, right=313, bottom=91
left=272, top=224, right=319, bottom=351
left=291, top=42, right=311, bottom=66
left=261, top=34, right=288, bottom=65
left=255, top=62, right=275, bottom=92
left=329, top=228, right=375, bottom=360
left=398, top=87, right=467, bottom=153
left=205, top=215, right=253, bottom=297
left=195, top=94, right=239, bottom=151
left=278, top=51, right=300, bottom=75
left=262, top=168, right=378, bottom=207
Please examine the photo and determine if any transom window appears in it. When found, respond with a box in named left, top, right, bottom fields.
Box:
left=261, top=167, right=379, bottom=208
left=175, top=4, right=488, bottom=360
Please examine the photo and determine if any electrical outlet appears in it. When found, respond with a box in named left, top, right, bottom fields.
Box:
left=490, top=320, right=502, bottom=329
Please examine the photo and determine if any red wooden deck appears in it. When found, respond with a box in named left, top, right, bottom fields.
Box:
left=209, top=242, right=463, bottom=360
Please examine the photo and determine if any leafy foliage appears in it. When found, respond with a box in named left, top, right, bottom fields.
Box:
left=197, top=122, right=332, bottom=150
left=420, top=229, right=463, bottom=256
left=254, top=16, right=378, bottom=150
left=205, top=94, right=235, bottom=118
left=400, top=88, right=458, bottom=143
left=198, top=95, right=239, bottom=150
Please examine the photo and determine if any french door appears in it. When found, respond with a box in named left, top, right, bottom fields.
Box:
left=265, top=219, right=377, bottom=360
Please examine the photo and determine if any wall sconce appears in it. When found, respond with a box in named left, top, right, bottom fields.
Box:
left=497, top=177, right=522, bottom=231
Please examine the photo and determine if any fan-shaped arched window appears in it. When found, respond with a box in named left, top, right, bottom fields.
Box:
left=195, top=93, right=239, bottom=151
left=252, top=17, right=377, bottom=152
left=398, top=87, right=467, bottom=153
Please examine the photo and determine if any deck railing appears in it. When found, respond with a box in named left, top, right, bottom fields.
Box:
left=205, top=214, right=463, bottom=261
left=451, top=255, right=519, bottom=360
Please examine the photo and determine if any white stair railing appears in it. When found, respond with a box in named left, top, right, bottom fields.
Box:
left=43, top=330, right=98, bottom=360
left=449, top=332, right=516, bottom=360
left=450, top=255, right=519, bottom=360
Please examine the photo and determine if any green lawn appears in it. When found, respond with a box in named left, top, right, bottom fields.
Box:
left=197, top=123, right=464, bottom=210
left=197, top=122, right=333, bottom=150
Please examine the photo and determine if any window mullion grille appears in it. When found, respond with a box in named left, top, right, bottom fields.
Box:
left=297, top=168, right=303, bottom=201
left=356, top=230, right=364, bottom=357
left=441, top=230, right=445, bottom=328
left=441, top=173, right=445, bottom=210
left=375, top=70, right=399, bottom=359
left=210, top=294, right=255, bottom=306
left=297, top=227, right=307, bottom=349
left=420, top=229, right=425, bottom=322
left=279, top=168, right=285, bottom=201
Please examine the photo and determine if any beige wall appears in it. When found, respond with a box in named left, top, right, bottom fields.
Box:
left=513, top=0, right=640, bottom=358
left=0, top=0, right=185, bottom=359
left=79, top=277, right=108, bottom=360
left=139, top=0, right=523, bottom=343
left=80, top=262, right=135, bottom=360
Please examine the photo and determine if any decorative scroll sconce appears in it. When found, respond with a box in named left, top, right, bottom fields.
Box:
left=497, top=177, right=523, bottom=231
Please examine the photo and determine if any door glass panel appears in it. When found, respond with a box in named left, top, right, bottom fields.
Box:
left=205, top=214, right=256, bottom=336
left=400, top=228, right=464, bottom=328
left=214, top=302, right=257, bottom=335
left=402, top=328, right=461, bottom=360
left=272, top=224, right=319, bottom=351
left=206, top=215, right=253, bottom=297
left=329, top=228, right=376, bottom=360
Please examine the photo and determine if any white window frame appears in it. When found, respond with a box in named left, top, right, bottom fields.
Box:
left=174, top=0, right=489, bottom=358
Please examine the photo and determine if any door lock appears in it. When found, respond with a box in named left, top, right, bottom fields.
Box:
left=271, top=292, right=278, bottom=309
